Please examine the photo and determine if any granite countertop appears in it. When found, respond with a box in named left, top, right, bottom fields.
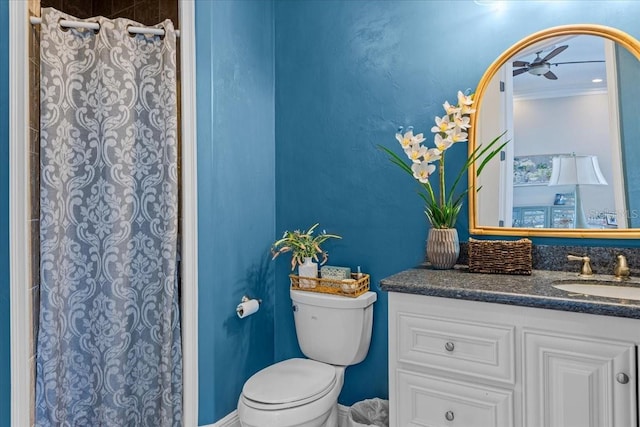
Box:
left=380, top=265, right=640, bottom=319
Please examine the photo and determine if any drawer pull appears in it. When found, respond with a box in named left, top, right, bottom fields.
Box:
left=445, top=410, right=455, bottom=421
left=445, top=341, right=455, bottom=352
left=616, top=372, right=630, bottom=384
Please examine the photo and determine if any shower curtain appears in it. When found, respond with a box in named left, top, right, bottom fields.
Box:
left=36, top=8, right=182, bottom=426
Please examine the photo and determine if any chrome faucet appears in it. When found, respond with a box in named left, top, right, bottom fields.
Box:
left=614, top=254, right=630, bottom=280
left=567, top=255, right=593, bottom=277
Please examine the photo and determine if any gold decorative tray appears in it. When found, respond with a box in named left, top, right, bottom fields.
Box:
left=290, top=273, right=370, bottom=297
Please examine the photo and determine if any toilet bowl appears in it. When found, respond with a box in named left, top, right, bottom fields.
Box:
left=237, top=290, right=377, bottom=427
left=237, top=359, right=345, bottom=427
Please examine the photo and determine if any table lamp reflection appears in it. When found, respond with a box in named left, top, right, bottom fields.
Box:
left=548, top=154, right=608, bottom=228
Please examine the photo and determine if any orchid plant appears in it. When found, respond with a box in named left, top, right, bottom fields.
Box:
left=381, top=91, right=507, bottom=229
left=271, top=223, right=342, bottom=270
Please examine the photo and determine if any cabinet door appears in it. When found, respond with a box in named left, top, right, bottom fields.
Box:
left=523, top=330, right=636, bottom=427
left=396, top=369, right=513, bottom=427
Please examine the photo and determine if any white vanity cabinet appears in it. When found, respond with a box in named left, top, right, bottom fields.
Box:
left=389, top=292, right=639, bottom=427
left=523, top=330, right=636, bottom=427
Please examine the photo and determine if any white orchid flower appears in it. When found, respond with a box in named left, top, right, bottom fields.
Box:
left=450, top=128, right=468, bottom=143
left=404, top=143, right=428, bottom=163
left=411, top=161, right=436, bottom=183
left=457, top=91, right=476, bottom=115
left=423, top=148, right=442, bottom=163
left=411, top=132, right=426, bottom=145
left=435, top=133, right=453, bottom=151
left=431, top=115, right=454, bottom=133
left=396, top=126, right=425, bottom=151
left=461, top=105, right=476, bottom=115
left=443, top=101, right=460, bottom=116
left=453, top=113, right=471, bottom=130
left=457, top=90, right=473, bottom=107
left=395, top=129, right=415, bottom=149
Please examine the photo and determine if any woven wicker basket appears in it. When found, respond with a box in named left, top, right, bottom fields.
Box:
left=468, top=238, right=532, bottom=275
left=290, top=273, right=370, bottom=298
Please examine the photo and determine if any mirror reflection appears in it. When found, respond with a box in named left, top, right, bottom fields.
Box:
left=473, top=27, right=640, bottom=236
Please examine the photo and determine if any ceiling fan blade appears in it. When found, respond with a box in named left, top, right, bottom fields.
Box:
left=513, top=68, right=529, bottom=77
left=541, top=45, right=568, bottom=63
left=552, top=60, right=606, bottom=65
left=543, top=70, right=558, bottom=80
left=513, top=60, right=529, bottom=67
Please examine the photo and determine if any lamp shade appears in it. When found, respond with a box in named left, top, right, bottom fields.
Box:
left=548, top=155, right=608, bottom=186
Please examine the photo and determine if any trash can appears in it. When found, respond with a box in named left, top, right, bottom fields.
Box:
left=347, top=398, right=389, bottom=427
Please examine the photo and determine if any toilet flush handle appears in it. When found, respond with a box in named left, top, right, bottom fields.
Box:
left=292, top=304, right=298, bottom=312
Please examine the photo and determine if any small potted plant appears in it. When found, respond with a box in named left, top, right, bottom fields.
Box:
left=271, top=223, right=341, bottom=288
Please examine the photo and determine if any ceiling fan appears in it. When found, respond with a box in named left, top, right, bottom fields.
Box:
left=512, top=45, right=605, bottom=80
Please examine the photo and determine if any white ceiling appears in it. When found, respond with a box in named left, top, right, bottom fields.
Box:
left=512, top=34, right=608, bottom=99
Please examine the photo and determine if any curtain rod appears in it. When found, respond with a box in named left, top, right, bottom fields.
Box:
left=29, top=16, right=180, bottom=38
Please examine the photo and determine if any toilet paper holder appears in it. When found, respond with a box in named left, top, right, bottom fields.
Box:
left=236, top=295, right=262, bottom=317
left=240, top=295, right=262, bottom=304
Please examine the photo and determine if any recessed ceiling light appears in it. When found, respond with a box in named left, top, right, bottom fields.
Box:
left=592, top=78, right=603, bottom=83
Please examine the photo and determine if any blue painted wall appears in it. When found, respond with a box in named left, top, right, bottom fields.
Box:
left=273, top=0, right=640, bottom=408
left=195, top=0, right=275, bottom=423
left=1, top=1, right=640, bottom=425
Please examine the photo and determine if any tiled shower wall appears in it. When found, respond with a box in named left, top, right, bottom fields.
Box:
left=40, top=0, right=179, bottom=25
left=28, top=1, right=179, bottom=424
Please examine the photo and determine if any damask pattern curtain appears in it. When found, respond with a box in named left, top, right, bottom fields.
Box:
left=36, top=8, right=182, bottom=426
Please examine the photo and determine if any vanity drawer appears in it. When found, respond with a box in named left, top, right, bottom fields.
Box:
left=396, top=369, right=514, bottom=427
left=396, top=311, right=515, bottom=384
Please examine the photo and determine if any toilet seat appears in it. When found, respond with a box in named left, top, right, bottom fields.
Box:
left=241, top=358, right=337, bottom=410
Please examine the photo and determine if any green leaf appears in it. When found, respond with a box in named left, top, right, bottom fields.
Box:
left=378, top=145, right=414, bottom=176
left=476, top=141, right=509, bottom=176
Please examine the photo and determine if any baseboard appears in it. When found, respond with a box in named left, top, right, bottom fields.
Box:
left=201, top=410, right=240, bottom=427
left=204, top=405, right=350, bottom=427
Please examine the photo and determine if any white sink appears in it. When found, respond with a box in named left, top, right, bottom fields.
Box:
left=553, top=283, right=640, bottom=301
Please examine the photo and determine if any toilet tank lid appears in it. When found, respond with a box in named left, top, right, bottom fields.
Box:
left=290, top=290, right=377, bottom=308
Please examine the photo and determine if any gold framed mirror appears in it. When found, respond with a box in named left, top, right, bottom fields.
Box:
left=469, top=24, right=640, bottom=238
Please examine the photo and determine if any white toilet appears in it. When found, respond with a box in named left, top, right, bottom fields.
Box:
left=237, top=289, right=377, bottom=427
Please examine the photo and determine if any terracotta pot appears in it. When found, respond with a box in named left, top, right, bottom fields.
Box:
left=426, top=228, right=460, bottom=269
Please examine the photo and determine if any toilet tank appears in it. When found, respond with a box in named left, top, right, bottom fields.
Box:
left=290, top=290, right=377, bottom=366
